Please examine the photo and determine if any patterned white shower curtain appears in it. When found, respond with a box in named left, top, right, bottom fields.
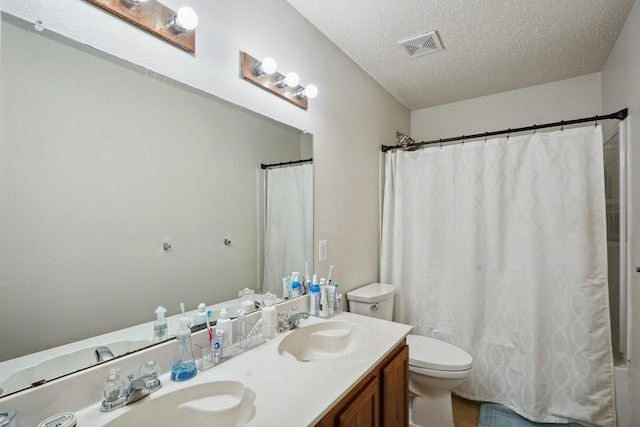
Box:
left=381, top=126, right=616, bottom=427
left=263, top=163, right=313, bottom=295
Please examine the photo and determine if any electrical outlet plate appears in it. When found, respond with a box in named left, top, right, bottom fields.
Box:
left=319, top=240, right=327, bottom=262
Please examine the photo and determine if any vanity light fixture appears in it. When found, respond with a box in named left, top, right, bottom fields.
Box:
left=240, top=52, right=318, bottom=110
left=85, top=0, right=197, bottom=53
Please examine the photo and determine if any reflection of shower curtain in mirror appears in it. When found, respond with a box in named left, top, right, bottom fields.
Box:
left=381, top=126, right=616, bottom=426
left=263, top=164, right=313, bottom=294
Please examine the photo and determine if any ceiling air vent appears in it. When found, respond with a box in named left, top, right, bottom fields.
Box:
left=398, top=31, right=443, bottom=58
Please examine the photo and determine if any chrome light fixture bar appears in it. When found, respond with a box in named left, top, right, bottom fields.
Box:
left=85, top=0, right=197, bottom=53
left=240, top=52, right=318, bottom=110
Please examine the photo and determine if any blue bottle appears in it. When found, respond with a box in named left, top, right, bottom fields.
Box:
left=171, top=317, right=197, bottom=382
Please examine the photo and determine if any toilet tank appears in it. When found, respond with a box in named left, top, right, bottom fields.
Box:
left=346, top=283, right=396, bottom=321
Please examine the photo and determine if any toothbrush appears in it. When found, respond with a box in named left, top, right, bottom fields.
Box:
left=327, top=265, right=334, bottom=286
left=180, top=302, right=186, bottom=317
left=305, top=262, right=310, bottom=279
left=205, top=311, right=213, bottom=345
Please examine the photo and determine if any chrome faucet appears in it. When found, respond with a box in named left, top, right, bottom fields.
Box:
left=278, top=311, right=309, bottom=332
left=95, top=346, right=115, bottom=363
left=100, top=367, right=161, bottom=412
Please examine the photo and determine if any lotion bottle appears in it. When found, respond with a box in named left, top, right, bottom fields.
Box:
left=216, top=305, right=233, bottom=358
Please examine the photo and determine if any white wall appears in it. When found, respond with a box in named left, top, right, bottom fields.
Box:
left=411, top=73, right=602, bottom=141
left=601, top=0, right=640, bottom=424
left=0, top=1, right=409, bottom=321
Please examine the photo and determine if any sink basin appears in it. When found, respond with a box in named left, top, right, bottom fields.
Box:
left=104, top=380, right=256, bottom=427
left=277, top=320, right=365, bottom=362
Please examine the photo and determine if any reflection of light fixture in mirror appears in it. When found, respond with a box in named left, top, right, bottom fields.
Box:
left=252, top=57, right=278, bottom=76
left=86, top=0, right=196, bottom=53
left=277, top=72, right=300, bottom=88
left=168, top=6, right=199, bottom=33
left=295, top=84, right=318, bottom=100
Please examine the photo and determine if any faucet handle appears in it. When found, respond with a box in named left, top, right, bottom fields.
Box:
left=102, top=370, right=125, bottom=403
left=140, top=360, right=160, bottom=377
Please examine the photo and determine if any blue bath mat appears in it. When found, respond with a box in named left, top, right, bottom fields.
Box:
left=478, top=403, right=584, bottom=427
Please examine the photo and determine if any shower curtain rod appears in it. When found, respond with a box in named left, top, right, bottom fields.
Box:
left=381, top=108, right=628, bottom=153
left=260, top=158, right=313, bottom=169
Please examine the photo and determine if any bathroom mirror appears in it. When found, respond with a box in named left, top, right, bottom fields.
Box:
left=0, top=13, right=312, bottom=396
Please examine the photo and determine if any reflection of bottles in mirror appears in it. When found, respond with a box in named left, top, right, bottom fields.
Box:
left=291, top=272, right=301, bottom=298
left=261, top=292, right=277, bottom=338
left=239, top=288, right=255, bottom=312
left=282, top=276, right=292, bottom=299
left=153, top=306, right=168, bottom=343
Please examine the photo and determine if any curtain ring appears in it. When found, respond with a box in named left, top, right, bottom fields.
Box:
left=461, top=135, right=465, bottom=145
left=507, top=129, right=511, bottom=140
left=560, top=120, right=564, bottom=132
left=484, top=132, right=488, bottom=143
left=439, top=138, right=443, bottom=149
left=533, top=125, right=537, bottom=135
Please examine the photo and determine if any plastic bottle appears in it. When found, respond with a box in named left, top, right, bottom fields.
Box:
left=326, top=285, right=335, bottom=316
left=261, top=292, right=277, bottom=338
left=309, top=281, right=320, bottom=316
left=193, top=303, right=208, bottom=326
left=153, top=306, right=168, bottom=344
left=236, top=309, right=246, bottom=348
left=216, top=305, right=233, bottom=358
left=171, top=317, right=197, bottom=381
left=319, top=278, right=328, bottom=318
left=282, top=276, right=292, bottom=300
left=291, top=272, right=301, bottom=298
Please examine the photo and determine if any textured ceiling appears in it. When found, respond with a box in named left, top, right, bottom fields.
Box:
left=286, top=0, right=635, bottom=111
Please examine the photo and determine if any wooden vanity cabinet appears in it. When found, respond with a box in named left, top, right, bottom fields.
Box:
left=315, top=339, right=409, bottom=427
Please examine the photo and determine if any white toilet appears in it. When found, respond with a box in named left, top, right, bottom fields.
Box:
left=347, top=283, right=473, bottom=427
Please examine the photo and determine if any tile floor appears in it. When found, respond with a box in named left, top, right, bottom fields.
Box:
left=452, top=395, right=481, bottom=426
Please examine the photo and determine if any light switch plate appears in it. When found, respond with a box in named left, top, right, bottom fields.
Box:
left=319, top=240, right=328, bottom=262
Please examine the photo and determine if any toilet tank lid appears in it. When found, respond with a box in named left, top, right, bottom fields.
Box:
left=346, top=283, right=396, bottom=303
left=406, top=334, right=473, bottom=371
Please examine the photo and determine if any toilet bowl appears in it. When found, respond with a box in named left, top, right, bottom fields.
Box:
left=346, top=284, right=473, bottom=427
left=407, top=334, right=472, bottom=427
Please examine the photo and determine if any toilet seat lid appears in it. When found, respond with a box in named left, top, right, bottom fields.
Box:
left=406, top=334, right=472, bottom=371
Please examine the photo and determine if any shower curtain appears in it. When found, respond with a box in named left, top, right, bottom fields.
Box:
left=263, top=163, right=313, bottom=294
left=381, top=126, right=616, bottom=427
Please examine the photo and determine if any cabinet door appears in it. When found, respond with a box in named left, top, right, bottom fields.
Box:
left=337, top=375, right=380, bottom=427
left=382, top=344, right=409, bottom=427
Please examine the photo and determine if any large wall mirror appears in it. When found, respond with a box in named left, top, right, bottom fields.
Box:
left=0, top=13, right=313, bottom=396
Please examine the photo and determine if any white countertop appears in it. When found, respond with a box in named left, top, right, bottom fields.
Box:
left=3, top=307, right=412, bottom=427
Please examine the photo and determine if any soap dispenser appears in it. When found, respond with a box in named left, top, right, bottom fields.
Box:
left=171, top=317, right=197, bottom=382
left=153, top=306, right=168, bottom=344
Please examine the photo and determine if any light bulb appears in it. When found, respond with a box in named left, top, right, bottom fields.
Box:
left=252, top=57, right=277, bottom=76
left=175, top=7, right=198, bottom=31
left=284, top=72, right=300, bottom=87
left=295, top=84, right=319, bottom=100
left=304, top=84, right=318, bottom=99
